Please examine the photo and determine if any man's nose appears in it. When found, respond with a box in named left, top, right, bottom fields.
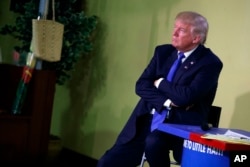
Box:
left=173, top=30, right=178, bottom=37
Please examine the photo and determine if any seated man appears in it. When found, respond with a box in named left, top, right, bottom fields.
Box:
left=97, top=11, right=223, bottom=167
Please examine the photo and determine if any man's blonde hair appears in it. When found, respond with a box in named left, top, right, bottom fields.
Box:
left=175, top=11, right=208, bottom=44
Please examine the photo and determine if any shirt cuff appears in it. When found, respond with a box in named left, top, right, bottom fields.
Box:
left=164, top=99, right=172, bottom=110
left=154, top=78, right=164, bottom=88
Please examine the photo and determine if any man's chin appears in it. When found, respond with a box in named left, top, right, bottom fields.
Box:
left=171, top=40, right=177, bottom=46
left=171, top=43, right=178, bottom=48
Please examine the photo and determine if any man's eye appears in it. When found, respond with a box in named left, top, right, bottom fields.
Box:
left=179, top=28, right=186, bottom=32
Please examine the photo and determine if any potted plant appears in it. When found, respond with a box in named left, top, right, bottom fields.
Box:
left=0, top=0, right=98, bottom=85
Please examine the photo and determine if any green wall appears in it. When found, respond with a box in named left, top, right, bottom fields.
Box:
left=0, top=0, right=20, bottom=63
left=81, top=0, right=250, bottom=159
left=1, top=0, right=250, bottom=161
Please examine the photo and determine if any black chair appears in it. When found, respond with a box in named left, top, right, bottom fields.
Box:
left=207, top=105, right=221, bottom=128
left=139, top=105, right=222, bottom=167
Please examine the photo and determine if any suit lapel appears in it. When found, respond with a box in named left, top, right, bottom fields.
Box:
left=163, top=50, right=178, bottom=77
left=174, top=45, right=204, bottom=81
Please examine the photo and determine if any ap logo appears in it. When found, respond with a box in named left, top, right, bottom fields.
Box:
left=234, top=155, right=247, bottom=162
left=231, top=153, right=250, bottom=167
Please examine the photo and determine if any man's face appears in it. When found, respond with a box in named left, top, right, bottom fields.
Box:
left=171, top=19, right=199, bottom=52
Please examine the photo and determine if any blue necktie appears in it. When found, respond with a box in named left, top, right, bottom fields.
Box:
left=151, top=52, right=185, bottom=131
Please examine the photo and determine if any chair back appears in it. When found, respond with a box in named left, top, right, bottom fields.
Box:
left=207, top=106, right=222, bottom=128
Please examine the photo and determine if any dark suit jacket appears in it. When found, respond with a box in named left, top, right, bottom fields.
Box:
left=116, top=44, right=223, bottom=145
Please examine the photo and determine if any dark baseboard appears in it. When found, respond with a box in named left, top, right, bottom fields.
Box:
left=49, top=147, right=98, bottom=166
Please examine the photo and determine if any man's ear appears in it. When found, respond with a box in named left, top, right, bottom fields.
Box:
left=192, top=35, right=201, bottom=44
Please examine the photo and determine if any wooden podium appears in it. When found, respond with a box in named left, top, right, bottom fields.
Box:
left=0, top=63, right=56, bottom=163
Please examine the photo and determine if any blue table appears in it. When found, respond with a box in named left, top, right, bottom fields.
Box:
left=158, top=123, right=250, bottom=167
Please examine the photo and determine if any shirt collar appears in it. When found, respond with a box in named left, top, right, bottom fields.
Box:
left=178, top=46, right=198, bottom=62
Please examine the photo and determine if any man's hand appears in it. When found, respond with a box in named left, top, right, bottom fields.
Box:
left=171, top=102, right=194, bottom=111
left=170, top=102, right=179, bottom=107
left=185, top=104, right=194, bottom=110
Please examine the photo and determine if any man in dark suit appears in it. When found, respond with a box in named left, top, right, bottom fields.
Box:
left=97, top=11, right=223, bottom=167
